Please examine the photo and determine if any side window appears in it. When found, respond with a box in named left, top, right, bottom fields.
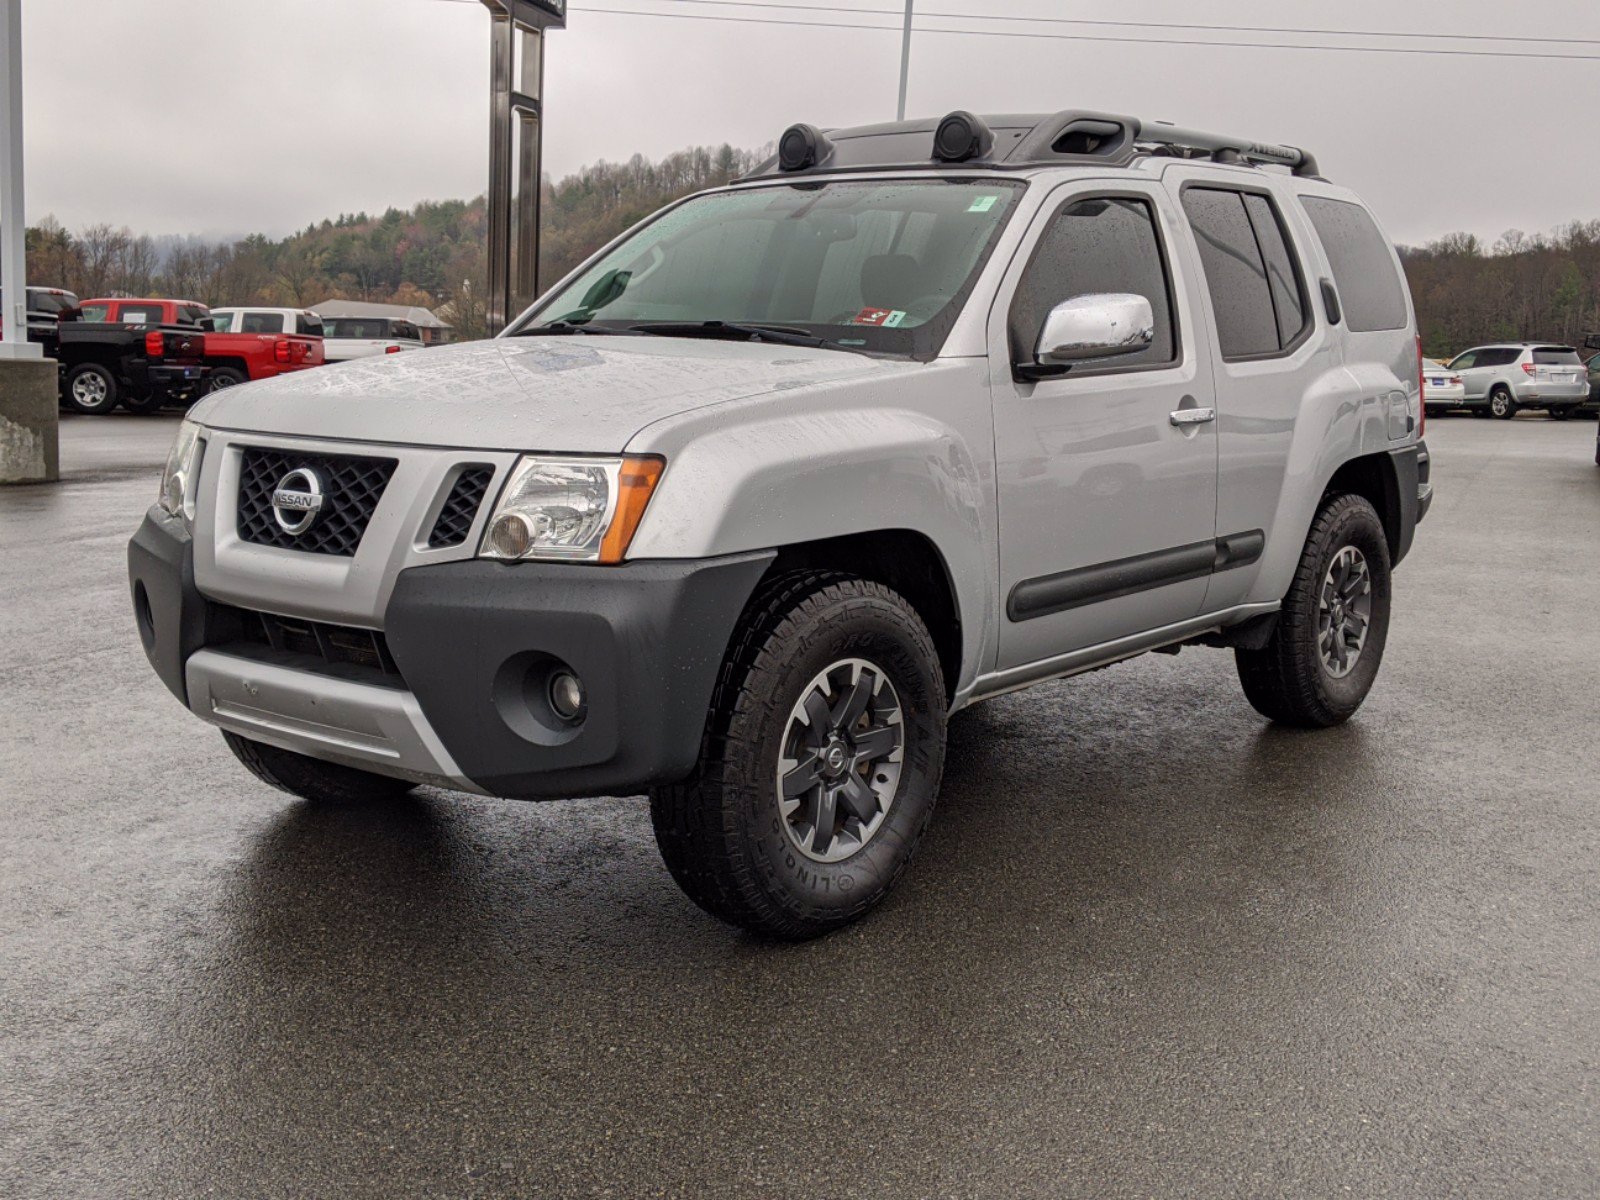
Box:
left=297, top=313, right=324, bottom=337
left=1008, top=195, right=1177, bottom=371
left=394, top=321, right=419, bottom=341
left=1180, top=188, right=1279, bottom=360
left=1241, top=194, right=1308, bottom=347
left=210, top=311, right=236, bottom=332
left=177, top=306, right=209, bottom=327
left=1299, top=197, right=1407, bottom=333
left=1449, top=351, right=1477, bottom=370
left=240, top=312, right=285, bottom=334
left=119, top=304, right=166, bottom=326
left=78, top=303, right=110, bottom=323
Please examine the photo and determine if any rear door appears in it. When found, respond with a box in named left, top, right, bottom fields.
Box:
left=990, top=180, right=1219, bottom=669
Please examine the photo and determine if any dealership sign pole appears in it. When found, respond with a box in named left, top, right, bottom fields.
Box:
left=480, top=0, right=566, bottom=335
left=1, top=0, right=38, bottom=361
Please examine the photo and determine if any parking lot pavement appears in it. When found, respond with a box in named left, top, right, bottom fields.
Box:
left=2, top=412, right=1598, bottom=1199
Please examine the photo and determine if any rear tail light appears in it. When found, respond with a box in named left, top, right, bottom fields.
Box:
left=385, top=344, right=402, bottom=354
left=273, top=338, right=292, bottom=363
left=145, top=331, right=164, bottom=357
left=1522, top=362, right=1537, bottom=375
left=1416, top=335, right=1426, bottom=438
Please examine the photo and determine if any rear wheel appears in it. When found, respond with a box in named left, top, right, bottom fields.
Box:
left=222, top=730, right=415, bottom=805
left=651, top=572, right=947, bottom=940
left=120, top=389, right=167, bottom=415
left=1235, top=494, right=1392, bottom=728
left=206, top=367, right=248, bottom=394
left=63, top=363, right=119, bottom=415
left=1550, top=406, right=1571, bottom=421
left=1489, top=387, right=1517, bottom=420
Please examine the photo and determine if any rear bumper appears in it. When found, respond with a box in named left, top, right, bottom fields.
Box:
left=128, top=508, right=774, bottom=799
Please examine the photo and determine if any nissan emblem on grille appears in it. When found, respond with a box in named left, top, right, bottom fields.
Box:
left=270, top=467, right=326, bottom=535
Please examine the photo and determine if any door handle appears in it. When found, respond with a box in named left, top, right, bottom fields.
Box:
left=1169, top=406, right=1216, bottom=427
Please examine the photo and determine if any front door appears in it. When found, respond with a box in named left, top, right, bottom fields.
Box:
left=991, top=182, right=1219, bottom=671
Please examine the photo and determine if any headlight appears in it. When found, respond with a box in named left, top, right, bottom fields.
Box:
left=479, top=454, right=664, bottom=564
left=157, top=419, right=204, bottom=528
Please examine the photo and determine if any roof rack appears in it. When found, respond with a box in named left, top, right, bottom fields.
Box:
left=741, top=109, right=1322, bottom=181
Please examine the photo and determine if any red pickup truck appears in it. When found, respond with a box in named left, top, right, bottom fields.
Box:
left=80, top=298, right=325, bottom=406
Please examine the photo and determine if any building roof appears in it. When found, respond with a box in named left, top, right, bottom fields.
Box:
left=311, top=299, right=451, bottom=328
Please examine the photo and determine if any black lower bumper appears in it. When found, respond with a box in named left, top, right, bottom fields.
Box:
left=128, top=508, right=775, bottom=800
left=383, top=554, right=773, bottom=798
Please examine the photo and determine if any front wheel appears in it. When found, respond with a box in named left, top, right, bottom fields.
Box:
left=1235, top=494, right=1392, bottom=728
left=651, top=572, right=947, bottom=940
left=63, top=363, right=119, bottom=415
left=1489, top=388, right=1517, bottom=420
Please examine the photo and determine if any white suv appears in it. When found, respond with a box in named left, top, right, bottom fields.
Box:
left=1447, top=343, right=1589, bottom=419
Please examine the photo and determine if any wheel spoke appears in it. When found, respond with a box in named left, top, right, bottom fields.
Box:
left=800, top=689, right=832, bottom=742
left=807, top=787, right=839, bottom=856
left=852, top=724, right=899, bottom=762
left=837, top=774, right=879, bottom=823
left=781, top=754, right=824, bottom=800
left=831, top=665, right=875, bottom=729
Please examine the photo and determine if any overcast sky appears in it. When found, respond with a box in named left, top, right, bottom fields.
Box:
left=15, top=0, right=1600, bottom=247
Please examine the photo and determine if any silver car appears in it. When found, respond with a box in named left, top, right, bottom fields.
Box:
left=1421, top=357, right=1465, bottom=414
left=1448, top=343, right=1589, bottom=419
left=127, top=109, right=1430, bottom=938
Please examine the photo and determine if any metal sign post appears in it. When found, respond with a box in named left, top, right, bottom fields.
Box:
left=481, top=0, right=565, bottom=335
left=896, top=1, right=914, bottom=122
left=1, top=0, right=40, bottom=361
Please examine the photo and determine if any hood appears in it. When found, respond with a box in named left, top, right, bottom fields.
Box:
left=188, top=335, right=913, bottom=452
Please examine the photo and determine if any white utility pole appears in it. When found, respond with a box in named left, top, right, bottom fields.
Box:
left=896, top=0, right=913, bottom=122
left=1, top=0, right=39, bottom=359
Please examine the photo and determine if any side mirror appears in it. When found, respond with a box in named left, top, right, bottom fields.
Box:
left=1029, top=293, right=1155, bottom=376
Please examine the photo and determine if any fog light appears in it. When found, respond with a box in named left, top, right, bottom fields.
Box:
left=487, top=511, right=536, bottom=559
left=549, top=670, right=586, bottom=722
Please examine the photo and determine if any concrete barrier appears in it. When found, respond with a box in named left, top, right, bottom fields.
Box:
left=0, top=358, right=59, bottom=483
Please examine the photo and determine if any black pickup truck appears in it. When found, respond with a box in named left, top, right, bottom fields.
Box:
left=47, top=323, right=210, bottom=416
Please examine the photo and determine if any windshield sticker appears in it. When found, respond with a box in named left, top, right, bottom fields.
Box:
left=852, top=307, right=908, bottom=327
left=967, top=195, right=1000, bottom=213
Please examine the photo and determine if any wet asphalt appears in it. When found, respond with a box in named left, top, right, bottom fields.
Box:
left=2, top=412, right=1598, bottom=1199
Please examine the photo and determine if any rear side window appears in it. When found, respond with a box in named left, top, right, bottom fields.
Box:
left=177, top=305, right=209, bottom=326
left=1009, top=195, right=1177, bottom=371
left=1480, top=348, right=1519, bottom=368
left=1532, top=347, right=1581, bottom=366
left=241, top=312, right=286, bottom=334
left=1181, top=188, right=1306, bottom=360
left=1300, top=197, right=1408, bottom=333
left=210, top=311, right=237, bottom=332
left=78, top=303, right=110, bottom=323
left=393, top=321, right=420, bottom=341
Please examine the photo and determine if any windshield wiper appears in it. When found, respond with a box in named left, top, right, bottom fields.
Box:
left=514, top=320, right=634, bottom=337
left=626, top=320, right=830, bottom=349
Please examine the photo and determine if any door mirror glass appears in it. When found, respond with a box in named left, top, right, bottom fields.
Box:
left=1036, top=293, right=1155, bottom=365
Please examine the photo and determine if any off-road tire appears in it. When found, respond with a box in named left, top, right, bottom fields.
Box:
left=222, top=730, right=415, bottom=804
left=1235, top=494, right=1392, bottom=728
left=650, top=571, right=947, bottom=940
left=63, top=363, right=119, bottom=415
left=1489, top=387, right=1517, bottom=420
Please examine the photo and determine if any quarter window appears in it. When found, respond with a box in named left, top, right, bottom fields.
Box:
left=1009, top=195, right=1177, bottom=372
left=1299, top=197, right=1408, bottom=333
left=1181, top=187, right=1307, bottom=360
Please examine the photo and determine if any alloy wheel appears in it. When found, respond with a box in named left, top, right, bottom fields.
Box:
left=775, top=658, right=905, bottom=863
left=1317, top=545, right=1373, bottom=679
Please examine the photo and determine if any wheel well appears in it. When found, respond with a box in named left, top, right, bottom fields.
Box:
left=208, top=358, right=250, bottom=376
left=766, top=530, right=962, bottom=698
left=1323, top=453, right=1402, bottom=560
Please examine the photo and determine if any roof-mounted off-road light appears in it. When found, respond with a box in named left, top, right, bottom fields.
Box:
left=933, top=111, right=994, bottom=163
left=779, top=124, right=831, bottom=171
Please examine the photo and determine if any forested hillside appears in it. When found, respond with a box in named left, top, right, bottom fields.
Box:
left=22, top=142, right=1600, bottom=353
left=23, top=144, right=765, bottom=340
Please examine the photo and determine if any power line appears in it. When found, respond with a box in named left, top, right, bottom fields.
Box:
left=592, top=0, right=1600, bottom=50
left=563, top=3, right=1600, bottom=62
left=425, top=0, right=1600, bottom=62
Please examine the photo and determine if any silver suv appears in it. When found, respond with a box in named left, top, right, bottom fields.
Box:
left=1448, top=342, right=1589, bottom=419
left=128, top=110, right=1431, bottom=938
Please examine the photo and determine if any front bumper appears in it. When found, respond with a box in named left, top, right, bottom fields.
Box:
left=128, top=508, right=775, bottom=799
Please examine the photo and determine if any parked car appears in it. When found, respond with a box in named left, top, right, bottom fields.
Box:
left=79, top=297, right=211, bottom=328
left=1447, top=343, right=1589, bottom=419
left=1421, top=357, right=1465, bottom=415
left=316, top=316, right=424, bottom=362
left=0, top=286, right=81, bottom=343
left=201, top=307, right=326, bottom=392
left=129, top=109, right=1430, bottom=938
left=56, top=322, right=209, bottom=414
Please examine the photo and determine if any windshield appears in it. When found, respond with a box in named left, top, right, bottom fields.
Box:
left=517, top=179, right=1025, bottom=357
left=25, top=289, right=78, bottom=315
